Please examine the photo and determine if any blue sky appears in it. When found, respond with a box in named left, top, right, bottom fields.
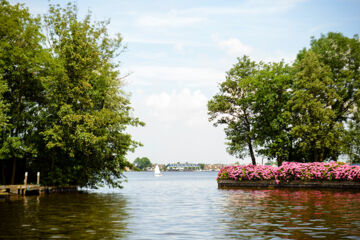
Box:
left=12, top=0, right=360, bottom=164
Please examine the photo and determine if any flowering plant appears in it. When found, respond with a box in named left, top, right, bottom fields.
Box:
left=217, top=162, right=360, bottom=184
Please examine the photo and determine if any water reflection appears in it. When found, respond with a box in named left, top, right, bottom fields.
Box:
left=1, top=172, right=360, bottom=239
left=0, top=193, right=130, bottom=239
left=221, top=188, right=360, bottom=239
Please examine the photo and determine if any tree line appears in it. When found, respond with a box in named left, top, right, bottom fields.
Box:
left=208, top=33, right=360, bottom=166
left=133, top=157, right=152, bottom=170
left=0, top=1, right=143, bottom=187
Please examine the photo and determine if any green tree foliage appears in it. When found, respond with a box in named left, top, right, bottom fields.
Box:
left=299, top=33, right=360, bottom=163
left=344, top=114, right=360, bottom=164
left=208, top=56, right=259, bottom=165
left=133, top=157, right=152, bottom=170
left=0, top=0, right=48, bottom=184
left=37, top=3, right=143, bottom=188
left=0, top=77, right=8, bottom=132
left=0, top=1, right=143, bottom=187
left=290, top=51, right=344, bottom=162
left=301, top=32, right=360, bottom=124
left=161, top=165, right=168, bottom=171
left=209, top=32, right=360, bottom=165
left=208, top=57, right=295, bottom=166
left=0, top=77, right=8, bottom=184
left=252, top=61, right=294, bottom=166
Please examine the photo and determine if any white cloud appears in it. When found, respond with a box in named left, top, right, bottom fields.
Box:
left=174, top=42, right=184, bottom=52
left=261, top=50, right=296, bottom=64
left=216, top=38, right=253, bottom=57
left=145, top=89, right=208, bottom=127
left=125, top=34, right=212, bottom=48
left=133, top=0, right=306, bottom=29
left=136, top=11, right=205, bottom=28
left=126, top=89, right=240, bottom=164
left=124, top=36, right=211, bottom=53
left=212, top=36, right=295, bottom=64
left=127, top=65, right=225, bottom=88
left=174, top=0, right=306, bottom=16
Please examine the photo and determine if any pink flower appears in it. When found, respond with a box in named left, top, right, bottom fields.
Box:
left=217, top=161, right=360, bottom=183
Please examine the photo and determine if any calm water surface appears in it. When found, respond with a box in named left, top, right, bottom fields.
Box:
left=1, top=171, right=360, bottom=239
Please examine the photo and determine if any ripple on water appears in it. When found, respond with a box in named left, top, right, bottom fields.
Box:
left=1, top=172, right=360, bottom=239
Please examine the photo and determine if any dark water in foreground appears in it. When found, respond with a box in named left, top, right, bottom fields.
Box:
left=1, top=172, right=360, bottom=239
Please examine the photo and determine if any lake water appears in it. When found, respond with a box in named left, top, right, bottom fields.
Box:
left=1, top=171, right=360, bottom=239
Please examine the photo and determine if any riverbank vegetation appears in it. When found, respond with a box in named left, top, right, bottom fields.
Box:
left=217, top=162, right=360, bottom=183
left=133, top=157, right=152, bottom=171
left=208, top=32, right=360, bottom=166
left=0, top=1, right=143, bottom=187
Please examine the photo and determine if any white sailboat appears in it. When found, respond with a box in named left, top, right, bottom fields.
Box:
left=154, top=165, right=162, bottom=177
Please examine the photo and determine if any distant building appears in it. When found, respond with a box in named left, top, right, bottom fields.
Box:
left=166, top=163, right=200, bottom=171
left=203, top=164, right=226, bottom=171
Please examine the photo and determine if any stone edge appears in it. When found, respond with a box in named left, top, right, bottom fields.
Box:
left=218, top=180, right=360, bottom=189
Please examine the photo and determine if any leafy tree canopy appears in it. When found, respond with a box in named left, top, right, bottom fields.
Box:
left=133, top=157, right=152, bottom=170
left=0, top=0, right=48, bottom=184
left=0, top=1, right=143, bottom=187
left=208, top=32, right=360, bottom=166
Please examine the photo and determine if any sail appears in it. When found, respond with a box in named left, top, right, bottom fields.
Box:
left=154, top=165, right=161, bottom=176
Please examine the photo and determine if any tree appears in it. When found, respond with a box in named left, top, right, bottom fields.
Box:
left=161, top=164, right=168, bottom=171
left=293, top=32, right=360, bottom=162
left=344, top=113, right=360, bottom=164
left=35, top=3, right=143, bottom=188
left=0, top=77, right=7, bottom=131
left=199, top=163, right=205, bottom=170
left=302, top=32, right=360, bottom=125
left=0, top=1, right=142, bottom=187
left=290, top=51, right=344, bottom=162
left=208, top=56, right=259, bottom=165
left=0, top=76, right=8, bottom=184
left=133, top=157, right=152, bottom=170
left=208, top=57, right=294, bottom=166
left=208, top=32, right=360, bottom=165
left=252, top=61, right=295, bottom=166
left=0, top=0, right=48, bottom=184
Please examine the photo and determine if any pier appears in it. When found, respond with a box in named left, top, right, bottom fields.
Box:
left=0, top=171, right=40, bottom=197
left=0, top=185, right=79, bottom=199
left=0, top=184, right=40, bottom=196
left=0, top=172, right=78, bottom=199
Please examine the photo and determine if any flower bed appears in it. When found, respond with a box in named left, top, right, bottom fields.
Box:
left=217, top=162, right=360, bottom=184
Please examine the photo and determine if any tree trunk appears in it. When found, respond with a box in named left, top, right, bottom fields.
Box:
left=244, top=113, right=256, bottom=165
left=51, top=158, right=55, bottom=171
left=277, top=156, right=283, bottom=167
left=314, top=149, right=319, bottom=162
left=288, top=138, right=293, bottom=162
left=247, top=137, right=256, bottom=165
left=11, top=157, right=16, bottom=184
left=1, top=163, right=5, bottom=185
left=319, top=148, right=325, bottom=162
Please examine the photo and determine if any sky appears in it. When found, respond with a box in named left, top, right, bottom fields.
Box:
left=11, top=0, right=360, bottom=164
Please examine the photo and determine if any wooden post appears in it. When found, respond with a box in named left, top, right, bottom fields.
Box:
left=37, top=172, right=40, bottom=185
left=24, top=172, right=28, bottom=196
